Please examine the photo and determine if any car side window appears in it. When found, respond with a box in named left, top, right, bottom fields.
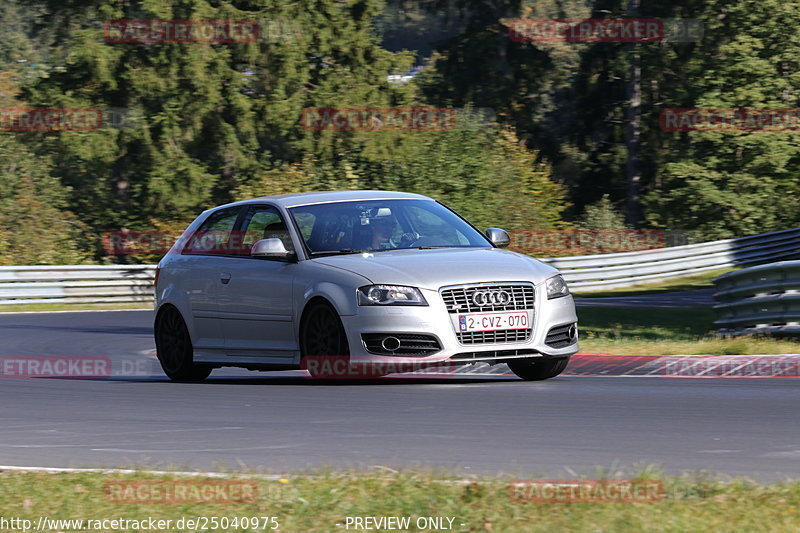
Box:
left=236, top=205, right=295, bottom=255
left=293, top=212, right=316, bottom=241
left=183, top=207, right=241, bottom=255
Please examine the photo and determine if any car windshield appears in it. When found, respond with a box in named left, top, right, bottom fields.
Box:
left=288, top=199, right=492, bottom=255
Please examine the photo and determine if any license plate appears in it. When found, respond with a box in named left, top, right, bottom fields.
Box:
left=457, top=311, right=529, bottom=332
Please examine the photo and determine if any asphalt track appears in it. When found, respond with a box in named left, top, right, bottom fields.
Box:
left=1, top=309, right=799, bottom=481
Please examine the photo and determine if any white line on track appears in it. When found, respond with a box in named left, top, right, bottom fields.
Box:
left=0, top=465, right=284, bottom=479
left=0, top=309, right=152, bottom=314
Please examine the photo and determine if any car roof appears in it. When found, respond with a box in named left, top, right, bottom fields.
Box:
left=213, top=190, right=434, bottom=210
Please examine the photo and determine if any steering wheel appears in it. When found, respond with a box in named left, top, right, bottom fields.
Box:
left=398, top=232, right=422, bottom=248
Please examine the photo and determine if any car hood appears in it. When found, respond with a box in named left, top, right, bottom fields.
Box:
left=310, top=248, right=559, bottom=289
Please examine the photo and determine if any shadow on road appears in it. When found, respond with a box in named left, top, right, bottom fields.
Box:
left=78, top=374, right=520, bottom=385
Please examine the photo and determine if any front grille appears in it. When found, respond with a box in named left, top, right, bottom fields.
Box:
left=361, top=333, right=442, bottom=356
left=457, top=329, right=531, bottom=344
left=441, top=283, right=535, bottom=314
left=545, top=323, right=577, bottom=349
left=440, top=283, right=535, bottom=345
left=452, top=349, right=538, bottom=362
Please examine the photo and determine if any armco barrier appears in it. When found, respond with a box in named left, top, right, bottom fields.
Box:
left=544, top=227, right=800, bottom=291
left=713, top=260, right=800, bottom=335
left=0, top=265, right=155, bottom=305
left=0, top=228, right=798, bottom=305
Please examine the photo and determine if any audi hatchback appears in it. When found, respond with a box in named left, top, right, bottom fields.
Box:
left=154, top=190, right=578, bottom=381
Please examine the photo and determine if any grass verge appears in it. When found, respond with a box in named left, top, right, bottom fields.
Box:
left=577, top=307, right=799, bottom=355
left=573, top=268, right=733, bottom=298
left=1, top=469, right=798, bottom=532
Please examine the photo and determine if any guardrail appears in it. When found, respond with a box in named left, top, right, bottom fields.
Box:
left=713, top=261, right=800, bottom=335
left=544, top=227, right=800, bottom=291
left=0, top=227, right=798, bottom=305
left=0, top=265, right=156, bottom=305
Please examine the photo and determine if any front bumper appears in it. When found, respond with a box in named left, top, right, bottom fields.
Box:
left=341, top=282, right=578, bottom=365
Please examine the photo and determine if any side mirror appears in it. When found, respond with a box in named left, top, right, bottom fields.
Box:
left=251, top=238, right=295, bottom=261
left=485, top=228, right=511, bottom=248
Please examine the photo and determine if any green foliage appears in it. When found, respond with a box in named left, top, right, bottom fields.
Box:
left=18, top=0, right=415, bottom=233
left=0, top=135, right=90, bottom=264
left=370, top=123, right=567, bottom=231
left=232, top=160, right=320, bottom=201
left=416, top=0, right=800, bottom=237
left=416, top=0, right=607, bottom=212
left=1, top=0, right=799, bottom=264
left=4, top=470, right=800, bottom=532
left=0, top=0, right=50, bottom=88
left=645, top=0, right=800, bottom=238
left=235, top=118, right=567, bottom=231
left=574, top=194, right=628, bottom=230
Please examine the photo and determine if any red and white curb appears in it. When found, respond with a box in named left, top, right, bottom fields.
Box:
left=4, top=353, right=799, bottom=380
left=117, top=353, right=800, bottom=379
left=564, top=354, right=800, bottom=378
left=452, top=354, right=800, bottom=378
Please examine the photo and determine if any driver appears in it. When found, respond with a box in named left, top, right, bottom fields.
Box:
left=369, top=214, right=398, bottom=250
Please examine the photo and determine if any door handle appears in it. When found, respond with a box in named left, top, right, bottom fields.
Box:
left=220, top=273, right=231, bottom=284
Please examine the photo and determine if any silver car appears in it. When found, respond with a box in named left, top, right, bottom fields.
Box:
left=154, top=190, right=578, bottom=381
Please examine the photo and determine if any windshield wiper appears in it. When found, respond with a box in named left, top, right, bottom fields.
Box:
left=309, top=248, right=400, bottom=257
left=309, top=249, right=370, bottom=257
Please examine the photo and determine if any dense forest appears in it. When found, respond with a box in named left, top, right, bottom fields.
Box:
left=1, top=0, right=798, bottom=264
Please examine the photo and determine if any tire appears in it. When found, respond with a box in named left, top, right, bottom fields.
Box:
left=508, top=357, right=569, bottom=381
left=155, top=306, right=212, bottom=382
left=300, top=301, right=350, bottom=378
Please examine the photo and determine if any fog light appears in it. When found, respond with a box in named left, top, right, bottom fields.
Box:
left=380, top=336, right=401, bottom=352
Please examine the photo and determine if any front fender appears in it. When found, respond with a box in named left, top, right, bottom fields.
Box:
left=293, top=261, right=372, bottom=318
left=300, top=281, right=358, bottom=317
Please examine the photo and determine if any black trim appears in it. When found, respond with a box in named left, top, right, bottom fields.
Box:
left=451, top=349, right=539, bottom=362
left=545, top=323, right=577, bottom=349
left=361, top=333, right=442, bottom=356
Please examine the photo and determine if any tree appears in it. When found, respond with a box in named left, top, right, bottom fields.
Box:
left=235, top=112, right=567, bottom=231
left=646, top=0, right=800, bottom=238
left=20, top=0, right=415, bottom=233
left=0, top=135, right=89, bottom=264
left=574, top=194, right=628, bottom=230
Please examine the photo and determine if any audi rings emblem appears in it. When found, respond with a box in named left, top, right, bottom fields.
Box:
left=472, top=290, right=512, bottom=306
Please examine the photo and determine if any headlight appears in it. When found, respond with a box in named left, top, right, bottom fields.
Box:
left=545, top=275, right=570, bottom=299
left=357, top=285, right=428, bottom=306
